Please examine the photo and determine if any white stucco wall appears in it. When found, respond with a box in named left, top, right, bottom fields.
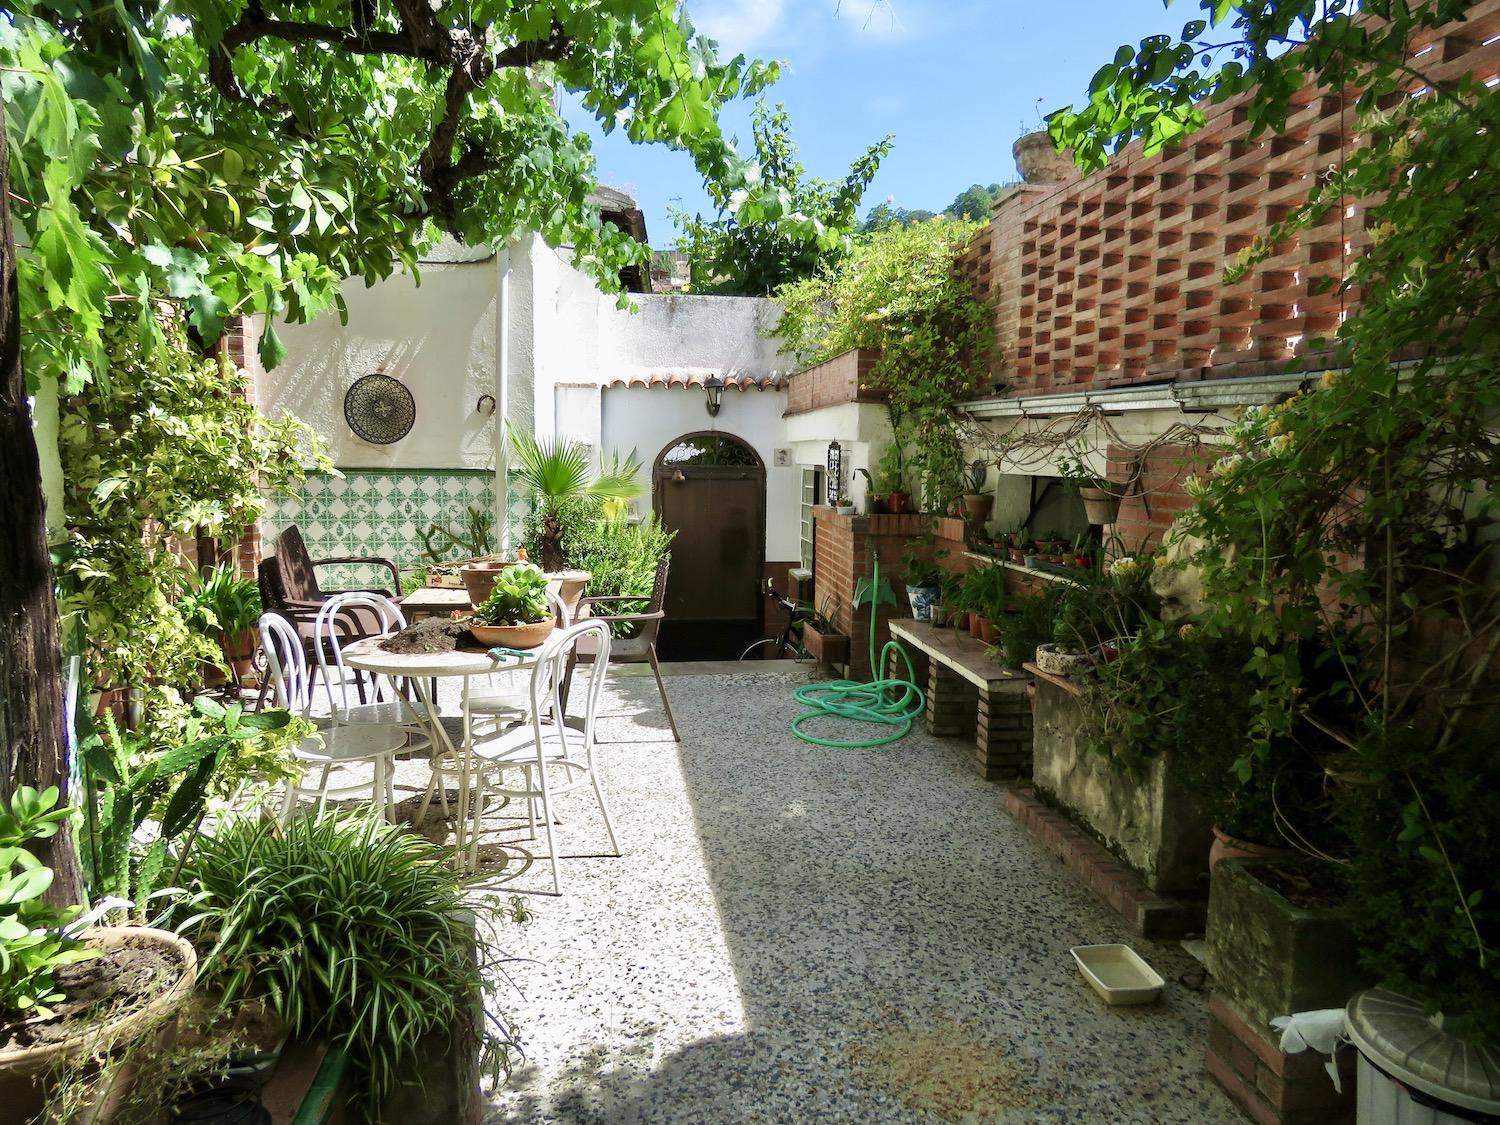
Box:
left=264, top=255, right=501, bottom=470
left=601, top=386, right=802, bottom=561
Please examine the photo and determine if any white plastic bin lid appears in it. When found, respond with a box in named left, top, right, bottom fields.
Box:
left=1345, top=989, right=1500, bottom=1115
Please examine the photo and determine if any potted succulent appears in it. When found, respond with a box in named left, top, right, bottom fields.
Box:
left=0, top=787, right=198, bottom=1121
left=1007, top=532, right=1029, bottom=565
left=833, top=490, right=856, bottom=516
left=467, top=561, right=555, bottom=648
left=1057, top=446, right=1130, bottom=526
left=801, top=598, right=849, bottom=666
left=960, top=460, right=994, bottom=527
left=179, top=563, right=262, bottom=681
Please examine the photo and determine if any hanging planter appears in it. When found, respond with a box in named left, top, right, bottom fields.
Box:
left=1078, top=482, right=1128, bottom=525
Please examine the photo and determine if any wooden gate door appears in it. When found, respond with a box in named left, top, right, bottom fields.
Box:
left=652, top=433, right=765, bottom=660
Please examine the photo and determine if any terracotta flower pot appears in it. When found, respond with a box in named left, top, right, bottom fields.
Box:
left=961, top=493, right=994, bottom=524
left=0, top=926, right=197, bottom=1122
left=969, top=613, right=985, bottom=639
left=460, top=559, right=512, bottom=607
left=977, top=616, right=997, bottom=644
left=468, top=616, right=555, bottom=649
left=1079, top=484, right=1126, bottom=525
left=803, top=624, right=849, bottom=666
left=887, top=491, right=911, bottom=514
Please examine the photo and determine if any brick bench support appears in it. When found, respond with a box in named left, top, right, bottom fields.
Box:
left=888, top=618, right=1032, bottom=780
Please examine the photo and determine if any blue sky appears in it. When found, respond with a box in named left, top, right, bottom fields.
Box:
left=563, top=1, right=1192, bottom=248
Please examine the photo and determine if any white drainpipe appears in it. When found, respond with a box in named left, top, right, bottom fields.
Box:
left=496, top=243, right=511, bottom=553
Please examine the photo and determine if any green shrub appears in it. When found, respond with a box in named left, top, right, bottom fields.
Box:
left=523, top=497, right=674, bottom=635
left=1343, top=720, right=1500, bottom=1045
left=180, top=813, right=516, bottom=1103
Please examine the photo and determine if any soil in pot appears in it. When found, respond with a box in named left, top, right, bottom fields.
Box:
left=380, top=619, right=490, bottom=654
left=4, top=937, right=187, bottom=1053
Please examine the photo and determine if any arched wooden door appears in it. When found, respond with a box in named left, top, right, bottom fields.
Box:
left=652, top=432, right=766, bottom=660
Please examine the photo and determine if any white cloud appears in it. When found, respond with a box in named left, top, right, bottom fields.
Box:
left=693, top=0, right=791, bottom=55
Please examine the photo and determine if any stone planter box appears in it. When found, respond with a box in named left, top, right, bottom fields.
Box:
left=1029, top=672, right=1212, bottom=896
left=1205, top=857, right=1370, bottom=1033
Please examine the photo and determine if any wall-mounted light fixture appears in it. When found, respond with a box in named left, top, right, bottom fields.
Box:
left=703, top=373, right=724, bottom=417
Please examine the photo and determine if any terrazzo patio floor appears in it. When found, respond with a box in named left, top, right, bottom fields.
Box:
left=445, top=666, right=1245, bottom=1125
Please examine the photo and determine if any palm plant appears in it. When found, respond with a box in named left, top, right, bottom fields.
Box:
left=507, top=433, right=642, bottom=570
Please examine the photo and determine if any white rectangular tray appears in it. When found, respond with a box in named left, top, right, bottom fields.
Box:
left=1070, top=944, right=1165, bottom=1005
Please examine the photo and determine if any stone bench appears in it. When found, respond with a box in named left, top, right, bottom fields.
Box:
left=887, top=619, right=1033, bottom=781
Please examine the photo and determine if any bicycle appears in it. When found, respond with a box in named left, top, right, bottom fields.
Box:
left=738, top=578, right=810, bottom=661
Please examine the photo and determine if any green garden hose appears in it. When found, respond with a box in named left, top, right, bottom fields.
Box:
left=790, top=559, right=925, bottom=748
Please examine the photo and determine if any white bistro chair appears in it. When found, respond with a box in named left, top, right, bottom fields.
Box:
left=258, top=611, right=409, bottom=823
left=467, top=587, right=573, bottom=729
left=313, top=592, right=431, bottom=754
left=467, top=619, right=619, bottom=894
left=416, top=588, right=573, bottom=827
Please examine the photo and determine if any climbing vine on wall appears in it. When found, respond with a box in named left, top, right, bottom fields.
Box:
left=57, top=317, right=328, bottom=717
left=771, top=217, right=993, bottom=511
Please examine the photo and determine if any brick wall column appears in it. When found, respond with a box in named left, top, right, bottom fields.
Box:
left=926, top=664, right=978, bottom=738
left=977, top=680, right=1033, bottom=780
left=1206, top=992, right=1355, bottom=1125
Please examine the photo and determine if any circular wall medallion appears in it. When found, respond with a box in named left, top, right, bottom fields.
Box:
left=344, top=373, right=416, bottom=444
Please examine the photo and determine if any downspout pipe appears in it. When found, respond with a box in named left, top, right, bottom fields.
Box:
left=496, top=243, right=511, bottom=553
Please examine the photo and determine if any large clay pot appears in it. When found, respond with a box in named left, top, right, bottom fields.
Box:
left=546, top=570, right=591, bottom=622
left=887, top=491, right=911, bottom=515
left=961, top=493, right=994, bottom=525
left=460, top=559, right=511, bottom=607
left=1209, top=826, right=1293, bottom=870
left=1034, top=642, right=1089, bottom=676
left=1013, top=129, right=1076, bottom=184
left=221, top=628, right=257, bottom=681
left=468, top=616, right=555, bottom=650
left=969, top=614, right=985, bottom=639
left=1079, top=484, right=1126, bottom=525
left=0, top=926, right=197, bottom=1122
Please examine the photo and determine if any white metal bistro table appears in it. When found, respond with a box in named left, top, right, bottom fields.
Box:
left=341, top=634, right=550, bottom=870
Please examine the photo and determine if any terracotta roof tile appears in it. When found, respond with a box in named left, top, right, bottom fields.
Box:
left=603, top=371, right=787, bottom=391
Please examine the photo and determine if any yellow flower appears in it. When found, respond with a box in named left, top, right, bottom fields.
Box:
left=1110, top=556, right=1139, bottom=577
left=1320, top=370, right=1339, bottom=389
left=1177, top=623, right=1197, bottom=640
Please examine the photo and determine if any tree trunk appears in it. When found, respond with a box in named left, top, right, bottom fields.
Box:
left=0, top=91, right=84, bottom=905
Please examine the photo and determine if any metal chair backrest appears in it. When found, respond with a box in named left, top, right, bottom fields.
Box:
left=547, top=586, right=573, bottom=629
left=315, top=593, right=406, bottom=721
left=528, top=620, right=611, bottom=764
left=259, top=611, right=312, bottom=717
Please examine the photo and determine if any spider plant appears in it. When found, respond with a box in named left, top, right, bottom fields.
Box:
left=177, top=813, right=517, bottom=1107
left=507, top=433, right=642, bottom=570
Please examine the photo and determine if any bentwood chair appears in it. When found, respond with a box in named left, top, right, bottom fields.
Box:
left=468, top=620, right=618, bottom=894
left=313, top=593, right=431, bottom=755
left=258, top=611, right=408, bottom=823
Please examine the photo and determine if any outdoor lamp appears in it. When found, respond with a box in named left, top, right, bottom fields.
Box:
left=704, top=373, right=724, bottom=417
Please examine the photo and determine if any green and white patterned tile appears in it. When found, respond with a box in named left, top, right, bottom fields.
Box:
left=263, top=468, right=503, bottom=590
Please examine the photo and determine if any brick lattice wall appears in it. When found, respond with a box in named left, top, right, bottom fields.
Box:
left=963, top=2, right=1500, bottom=397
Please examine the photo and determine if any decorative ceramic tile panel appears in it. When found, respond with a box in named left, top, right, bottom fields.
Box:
left=262, top=469, right=515, bottom=589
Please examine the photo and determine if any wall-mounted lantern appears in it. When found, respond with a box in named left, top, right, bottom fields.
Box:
left=703, top=373, right=724, bottom=417
left=825, top=441, right=843, bottom=505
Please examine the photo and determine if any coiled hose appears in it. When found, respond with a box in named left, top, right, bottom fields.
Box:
left=790, top=559, right=925, bottom=748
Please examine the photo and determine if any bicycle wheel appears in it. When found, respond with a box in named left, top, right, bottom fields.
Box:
left=738, top=635, right=796, bottom=661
